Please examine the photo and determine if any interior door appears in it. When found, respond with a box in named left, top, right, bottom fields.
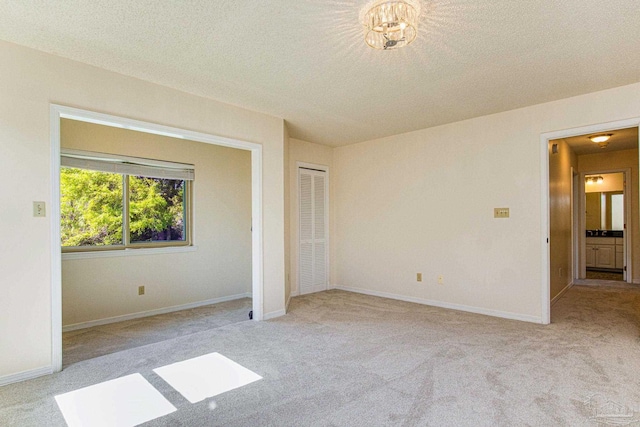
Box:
left=298, top=167, right=328, bottom=295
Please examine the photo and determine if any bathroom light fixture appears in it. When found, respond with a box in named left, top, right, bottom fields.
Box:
left=361, top=0, right=420, bottom=50
left=589, top=134, right=612, bottom=144
left=585, top=175, right=604, bottom=185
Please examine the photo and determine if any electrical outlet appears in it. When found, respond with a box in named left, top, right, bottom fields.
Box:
left=417, top=273, right=422, bottom=282
left=437, top=275, right=444, bottom=285
left=494, top=208, right=510, bottom=218
left=138, top=286, right=145, bottom=296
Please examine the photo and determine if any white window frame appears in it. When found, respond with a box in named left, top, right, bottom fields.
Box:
left=60, top=149, right=194, bottom=252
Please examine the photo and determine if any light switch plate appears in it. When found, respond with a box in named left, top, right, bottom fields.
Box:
left=494, top=207, right=509, bottom=218
left=33, top=201, right=46, bottom=217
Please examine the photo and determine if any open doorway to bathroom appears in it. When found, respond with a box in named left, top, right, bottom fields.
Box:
left=561, top=127, right=638, bottom=285
left=546, top=125, right=639, bottom=316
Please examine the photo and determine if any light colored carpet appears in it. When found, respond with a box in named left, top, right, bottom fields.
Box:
left=1, top=284, right=640, bottom=426
left=63, top=297, right=252, bottom=367
left=585, top=270, right=624, bottom=281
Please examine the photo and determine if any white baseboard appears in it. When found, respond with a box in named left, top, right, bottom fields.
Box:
left=63, top=292, right=252, bottom=332
left=333, top=286, right=543, bottom=324
left=551, top=281, right=573, bottom=306
left=263, top=309, right=286, bottom=320
left=0, top=366, right=53, bottom=387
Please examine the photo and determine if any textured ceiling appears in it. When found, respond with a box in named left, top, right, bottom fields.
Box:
left=0, top=1, right=639, bottom=146
left=561, top=127, right=638, bottom=155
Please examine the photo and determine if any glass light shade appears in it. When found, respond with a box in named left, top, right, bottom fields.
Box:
left=585, top=176, right=604, bottom=185
left=362, top=0, right=420, bottom=50
left=589, top=134, right=612, bottom=143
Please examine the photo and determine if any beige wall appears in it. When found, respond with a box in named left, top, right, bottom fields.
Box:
left=333, top=83, right=640, bottom=321
left=288, top=138, right=334, bottom=295
left=548, top=139, right=577, bottom=300
left=60, top=119, right=252, bottom=326
left=0, top=40, right=285, bottom=381
left=579, top=148, right=640, bottom=282
left=2, top=35, right=640, bottom=383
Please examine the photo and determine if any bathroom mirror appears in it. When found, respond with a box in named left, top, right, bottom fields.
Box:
left=585, top=192, right=624, bottom=230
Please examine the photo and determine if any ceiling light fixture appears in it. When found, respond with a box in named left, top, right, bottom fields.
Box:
left=361, top=0, right=421, bottom=50
left=589, top=134, right=612, bottom=144
left=585, top=175, right=604, bottom=185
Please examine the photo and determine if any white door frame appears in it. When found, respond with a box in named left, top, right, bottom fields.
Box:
left=540, top=117, right=640, bottom=324
left=572, top=169, right=581, bottom=281
left=50, top=105, right=264, bottom=372
left=296, top=162, right=329, bottom=295
left=577, top=168, right=632, bottom=281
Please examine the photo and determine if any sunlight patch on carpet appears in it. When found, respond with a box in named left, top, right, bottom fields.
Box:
left=153, top=352, right=262, bottom=403
left=54, top=373, right=176, bottom=427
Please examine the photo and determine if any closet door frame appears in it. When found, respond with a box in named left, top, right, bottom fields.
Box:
left=297, top=162, right=329, bottom=295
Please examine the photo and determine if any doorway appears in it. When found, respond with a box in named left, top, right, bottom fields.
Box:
left=50, top=105, right=264, bottom=372
left=298, top=164, right=329, bottom=295
left=542, top=120, right=640, bottom=323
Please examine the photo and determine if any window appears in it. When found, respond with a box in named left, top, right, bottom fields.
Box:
left=61, top=150, right=194, bottom=251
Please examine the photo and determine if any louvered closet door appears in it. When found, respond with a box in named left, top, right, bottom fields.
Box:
left=299, top=168, right=328, bottom=295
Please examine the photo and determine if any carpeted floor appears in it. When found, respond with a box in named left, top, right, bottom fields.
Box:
left=585, top=270, right=624, bottom=281
left=63, top=298, right=252, bottom=367
left=1, top=284, right=640, bottom=426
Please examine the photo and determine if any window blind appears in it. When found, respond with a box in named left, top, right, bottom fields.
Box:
left=61, top=149, right=195, bottom=181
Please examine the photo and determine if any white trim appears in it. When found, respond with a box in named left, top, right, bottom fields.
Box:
left=334, top=286, right=543, bottom=324
left=551, top=282, right=574, bottom=306
left=540, top=117, right=640, bottom=326
left=62, top=293, right=252, bottom=332
left=251, top=148, right=264, bottom=322
left=286, top=294, right=292, bottom=311
left=570, top=167, right=576, bottom=281
left=0, top=366, right=54, bottom=387
left=50, top=108, right=63, bottom=373
left=540, top=133, right=551, bottom=325
left=263, top=309, right=286, bottom=320
left=577, top=170, right=586, bottom=279
left=62, top=245, right=198, bottom=260
left=56, top=105, right=261, bottom=150
left=50, top=104, right=265, bottom=374
left=572, top=171, right=581, bottom=280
